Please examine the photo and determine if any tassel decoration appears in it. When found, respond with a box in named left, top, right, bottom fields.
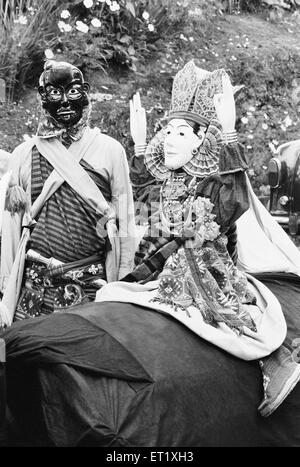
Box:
left=5, top=185, right=29, bottom=214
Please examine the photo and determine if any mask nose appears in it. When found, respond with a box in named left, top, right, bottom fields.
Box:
left=165, top=131, right=174, bottom=145
left=61, top=92, right=69, bottom=107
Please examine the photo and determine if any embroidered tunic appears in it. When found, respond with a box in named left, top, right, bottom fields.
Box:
left=94, top=141, right=287, bottom=359
left=130, top=142, right=249, bottom=268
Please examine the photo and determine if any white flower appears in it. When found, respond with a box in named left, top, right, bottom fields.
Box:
left=91, top=18, right=101, bottom=27
left=247, top=134, right=254, bottom=140
left=64, top=24, right=72, bottom=32
left=58, top=20, right=66, bottom=32
left=283, top=115, right=292, bottom=128
left=83, top=0, right=93, bottom=8
left=76, top=20, right=89, bottom=33
left=262, top=123, right=268, bottom=130
left=18, top=15, right=28, bottom=25
left=110, top=1, right=120, bottom=11
left=148, top=23, right=154, bottom=32
left=106, top=0, right=111, bottom=4
left=241, top=116, right=248, bottom=124
left=44, top=49, right=54, bottom=59
left=58, top=21, right=72, bottom=33
left=248, top=106, right=256, bottom=112
left=189, top=37, right=194, bottom=42
left=142, top=11, right=150, bottom=20
left=60, top=9, right=70, bottom=19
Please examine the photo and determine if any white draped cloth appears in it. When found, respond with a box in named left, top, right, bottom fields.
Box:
left=96, top=176, right=300, bottom=361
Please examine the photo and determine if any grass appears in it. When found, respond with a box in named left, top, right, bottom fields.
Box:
left=0, top=0, right=59, bottom=101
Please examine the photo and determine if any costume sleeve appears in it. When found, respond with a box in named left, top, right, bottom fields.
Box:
left=196, top=142, right=249, bottom=232
left=111, top=147, right=136, bottom=279
left=129, top=154, right=161, bottom=205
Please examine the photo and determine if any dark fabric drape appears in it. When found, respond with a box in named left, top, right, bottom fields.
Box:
left=1, top=281, right=300, bottom=447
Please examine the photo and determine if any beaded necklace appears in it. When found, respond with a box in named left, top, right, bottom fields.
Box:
left=160, top=172, right=197, bottom=235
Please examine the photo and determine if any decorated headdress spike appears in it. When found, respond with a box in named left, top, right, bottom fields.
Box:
left=168, top=60, right=229, bottom=127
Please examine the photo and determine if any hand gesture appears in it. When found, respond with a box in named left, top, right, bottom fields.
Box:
left=213, top=74, right=236, bottom=133
left=129, top=92, right=147, bottom=147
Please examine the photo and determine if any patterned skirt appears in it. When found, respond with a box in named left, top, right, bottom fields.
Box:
left=15, top=252, right=106, bottom=321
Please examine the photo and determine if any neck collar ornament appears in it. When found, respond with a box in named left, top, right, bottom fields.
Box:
left=145, top=119, right=223, bottom=181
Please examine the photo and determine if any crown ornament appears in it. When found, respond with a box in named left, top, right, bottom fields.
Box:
left=168, top=60, right=229, bottom=127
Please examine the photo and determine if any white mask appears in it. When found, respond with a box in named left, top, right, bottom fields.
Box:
left=163, top=119, right=205, bottom=170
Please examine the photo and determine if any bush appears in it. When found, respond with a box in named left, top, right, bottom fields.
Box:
left=241, top=0, right=300, bottom=12
left=48, top=1, right=186, bottom=73
left=46, top=0, right=226, bottom=74
left=0, top=0, right=60, bottom=101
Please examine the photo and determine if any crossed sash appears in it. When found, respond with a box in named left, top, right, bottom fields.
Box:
left=1, top=127, right=120, bottom=325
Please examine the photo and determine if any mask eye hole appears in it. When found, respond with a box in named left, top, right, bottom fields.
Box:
left=67, top=87, right=82, bottom=100
left=47, top=88, right=62, bottom=101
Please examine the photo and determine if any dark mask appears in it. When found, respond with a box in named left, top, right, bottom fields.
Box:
left=38, top=61, right=90, bottom=127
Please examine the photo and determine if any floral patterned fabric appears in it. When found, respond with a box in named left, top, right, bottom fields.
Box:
left=15, top=257, right=106, bottom=321
left=151, top=194, right=257, bottom=334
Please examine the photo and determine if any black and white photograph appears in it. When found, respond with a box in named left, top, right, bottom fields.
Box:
left=0, top=0, right=300, bottom=450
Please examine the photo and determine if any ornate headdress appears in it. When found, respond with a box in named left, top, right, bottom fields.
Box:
left=168, top=60, right=225, bottom=126
left=145, top=60, right=229, bottom=180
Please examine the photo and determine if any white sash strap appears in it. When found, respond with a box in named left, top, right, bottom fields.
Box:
left=1, top=128, right=119, bottom=325
left=35, top=130, right=120, bottom=282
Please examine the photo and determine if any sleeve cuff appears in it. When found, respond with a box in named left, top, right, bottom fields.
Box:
left=218, top=142, right=249, bottom=174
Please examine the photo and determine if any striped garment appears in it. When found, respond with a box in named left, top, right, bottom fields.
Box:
left=15, top=145, right=111, bottom=319
left=30, top=146, right=110, bottom=263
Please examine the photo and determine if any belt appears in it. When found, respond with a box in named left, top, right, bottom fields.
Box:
left=26, top=249, right=105, bottom=278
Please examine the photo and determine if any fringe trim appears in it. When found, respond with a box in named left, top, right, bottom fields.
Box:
left=5, top=185, right=29, bottom=214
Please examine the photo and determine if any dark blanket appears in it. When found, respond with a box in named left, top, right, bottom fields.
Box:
left=1, top=275, right=300, bottom=447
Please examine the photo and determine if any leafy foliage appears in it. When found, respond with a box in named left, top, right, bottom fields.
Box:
left=0, top=0, right=59, bottom=100
left=240, top=0, right=300, bottom=12
left=49, top=1, right=186, bottom=72
left=0, top=0, right=299, bottom=204
left=48, top=0, right=225, bottom=74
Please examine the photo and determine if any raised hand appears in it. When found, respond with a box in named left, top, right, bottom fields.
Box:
left=213, top=74, right=236, bottom=134
left=129, top=91, right=147, bottom=148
